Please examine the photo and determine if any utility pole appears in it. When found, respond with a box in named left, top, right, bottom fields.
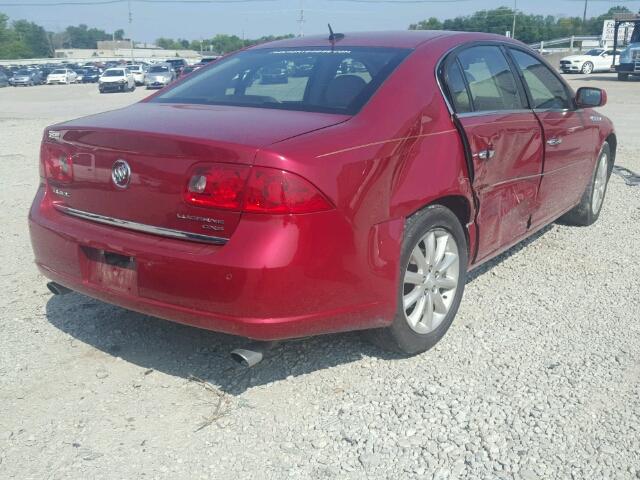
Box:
left=298, top=0, right=305, bottom=37
left=511, top=0, right=517, bottom=39
left=582, top=0, right=588, bottom=29
left=127, top=0, right=134, bottom=63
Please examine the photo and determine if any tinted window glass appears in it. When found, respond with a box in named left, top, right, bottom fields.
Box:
left=151, top=47, right=410, bottom=115
left=444, top=60, right=471, bottom=113
left=509, top=49, right=570, bottom=110
left=457, top=46, right=524, bottom=112
left=149, top=66, right=169, bottom=73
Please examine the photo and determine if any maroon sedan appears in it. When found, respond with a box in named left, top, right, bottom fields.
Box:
left=30, top=31, right=615, bottom=354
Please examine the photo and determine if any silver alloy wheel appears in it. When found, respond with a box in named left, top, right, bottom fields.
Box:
left=582, top=62, right=593, bottom=74
left=403, top=228, right=460, bottom=334
left=592, top=151, right=608, bottom=215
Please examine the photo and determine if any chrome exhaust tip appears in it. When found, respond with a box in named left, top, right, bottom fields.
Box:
left=47, top=282, right=72, bottom=296
left=230, top=341, right=279, bottom=367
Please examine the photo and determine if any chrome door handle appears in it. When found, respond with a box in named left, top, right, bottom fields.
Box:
left=475, top=149, right=495, bottom=160
left=546, top=137, right=562, bottom=146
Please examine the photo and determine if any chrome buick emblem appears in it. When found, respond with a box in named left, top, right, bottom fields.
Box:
left=111, top=159, right=131, bottom=189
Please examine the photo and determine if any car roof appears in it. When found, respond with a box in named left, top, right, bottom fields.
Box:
left=250, top=30, right=512, bottom=50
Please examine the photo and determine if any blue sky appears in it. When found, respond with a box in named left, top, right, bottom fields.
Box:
left=2, top=0, right=639, bottom=42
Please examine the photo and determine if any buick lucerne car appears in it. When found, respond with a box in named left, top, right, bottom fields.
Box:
left=29, top=31, right=615, bottom=354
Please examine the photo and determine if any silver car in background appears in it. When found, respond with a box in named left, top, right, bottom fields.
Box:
left=144, top=63, right=175, bottom=89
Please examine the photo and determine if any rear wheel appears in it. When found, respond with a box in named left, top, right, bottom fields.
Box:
left=560, top=142, right=610, bottom=226
left=368, top=205, right=467, bottom=354
left=581, top=62, right=594, bottom=74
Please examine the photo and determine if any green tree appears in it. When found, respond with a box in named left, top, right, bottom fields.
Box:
left=113, top=28, right=125, bottom=40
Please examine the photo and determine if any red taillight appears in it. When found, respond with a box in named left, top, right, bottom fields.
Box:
left=42, top=143, right=73, bottom=183
left=184, top=163, right=332, bottom=214
left=244, top=168, right=332, bottom=214
left=184, top=164, right=250, bottom=210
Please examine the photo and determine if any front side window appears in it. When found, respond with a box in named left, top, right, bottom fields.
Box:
left=151, top=47, right=410, bottom=114
left=509, top=49, right=571, bottom=110
left=456, top=46, right=524, bottom=112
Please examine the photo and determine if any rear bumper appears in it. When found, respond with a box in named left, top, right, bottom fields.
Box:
left=29, top=185, right=399, bottom=340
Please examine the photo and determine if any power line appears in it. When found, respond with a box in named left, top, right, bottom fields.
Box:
left=0, top=0, right=276, bottom=6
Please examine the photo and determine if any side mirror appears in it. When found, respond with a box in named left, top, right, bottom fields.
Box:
left=576, top=87, right=607, bottom=108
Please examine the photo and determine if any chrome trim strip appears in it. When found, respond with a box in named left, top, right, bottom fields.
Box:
left=456, top=109, right=534, bottom=119
left=54, top=204, right=228, bottom=245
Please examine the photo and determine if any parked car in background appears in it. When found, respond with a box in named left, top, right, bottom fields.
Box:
left=560, top=49, right=620, bottom=74
left=145, top=63, right=175, bottom=89
left=47, top=68, right=78, bottom=85
left=178, top=65, right=199, bottom=77
left=29, top=32, right=616, bottom=356
left=126, top=64, right=147, bottom=85
left=99, top=67, right=136, bottom=93
left=9, top=69, right=42, bottom=86
left=165, top=58, right=187, bottom=75
left=200, top=56, right=219, bottom=64
left=0, top=70, right=9, bottom=87
left=81, top=68, right=100, bottom=83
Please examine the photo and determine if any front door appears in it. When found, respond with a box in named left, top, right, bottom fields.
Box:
left=443, top=45, right=544, bottom=262
left=507, top=48, right=596, bottom=225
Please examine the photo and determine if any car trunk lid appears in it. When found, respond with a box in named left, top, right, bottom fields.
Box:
left=46, top=102, right=348, bottom=241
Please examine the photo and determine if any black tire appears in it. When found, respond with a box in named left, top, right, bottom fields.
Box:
left=367, top=205, right=468, bottom=355
left=560, top=142, right=611, bottom=226
left=618, top=73, right=629, bottom=81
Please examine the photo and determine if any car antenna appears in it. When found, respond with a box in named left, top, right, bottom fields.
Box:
left=328, top=24, right=345, bottom=46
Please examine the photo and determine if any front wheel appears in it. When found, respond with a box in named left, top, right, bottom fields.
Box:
left=581, top=62, right=594, bottom=74
left=367, top=205, right=468, bottom=354
left=560, top=142, right=611, bottom=226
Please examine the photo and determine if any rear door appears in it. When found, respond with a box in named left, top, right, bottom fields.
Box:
left=507, top=48, right=596, bottom=225
left=443, top=45, right=544, bottom=262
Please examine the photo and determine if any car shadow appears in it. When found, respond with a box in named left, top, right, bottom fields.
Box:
left=45, top=224, right=555, bottom=395
left=566, top=74, right=640, bottom=82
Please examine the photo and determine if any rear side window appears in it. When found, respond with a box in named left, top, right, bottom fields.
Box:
left=151, top=47, right=410, bottom=115
left=457, top=46, right=524, bottom=112
left=509, top=49, right=570, bottom=110
left=444, top=60, right=472, bottom=113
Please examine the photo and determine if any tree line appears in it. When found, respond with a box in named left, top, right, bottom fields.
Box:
left=409, top=6, right=636, bottom=44
left=1, top=5, right=637, bottom=60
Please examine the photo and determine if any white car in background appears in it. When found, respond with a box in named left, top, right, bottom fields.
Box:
left=559, top=48, right=620, bottom=74
left=98, top=68, right=136, bottom=93
left=127, top=64, right=147, bottom=85
left=46, top=68, right=78, bottom=84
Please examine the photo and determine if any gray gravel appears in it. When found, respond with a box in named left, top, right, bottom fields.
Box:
left=1, top=76, right=639, bottom=480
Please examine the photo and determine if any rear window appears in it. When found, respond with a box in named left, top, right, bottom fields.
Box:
left=52, top=69, right=66, bottom=74
left=151, top=47, right=410, bottom=114
left=150, top=65, right=169, bottom=73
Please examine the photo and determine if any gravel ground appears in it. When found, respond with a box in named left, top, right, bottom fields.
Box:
left=1, top=76, right=639, bottom=480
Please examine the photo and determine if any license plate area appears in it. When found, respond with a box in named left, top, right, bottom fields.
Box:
left=81, top=246, right=138, bottom=295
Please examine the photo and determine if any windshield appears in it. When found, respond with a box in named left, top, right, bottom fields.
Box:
left=51, top=69, right=66, bottom=74
left=16, top=70, right=30, bottom=75
left=585, top=49, right=604, bottom=56
left=149, top=66, right=169, bottom=73
left=151, top=47, right=410, bottom=114
left=103, top=69, right=125, bottom=77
